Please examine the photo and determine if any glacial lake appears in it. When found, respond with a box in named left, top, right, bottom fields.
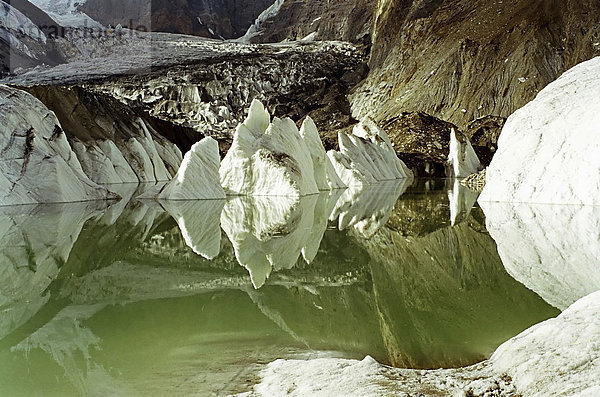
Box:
left=0, top=180, right=560, bottom=396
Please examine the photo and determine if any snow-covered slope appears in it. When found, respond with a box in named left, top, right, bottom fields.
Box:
left=27, top=0, right=101, bottom=28
left=480, top=56, right=600, bottom=204
left=220, top=99, right=321, bottom=197
left=447, top=128, right=481, bottom=178
left=0, top=85, right=116, bottom=205
left=328, top=120, right=413, bottom=187
left=480, top=201, right=600, bottom=310
left=141, top=137, right=225, bottom=200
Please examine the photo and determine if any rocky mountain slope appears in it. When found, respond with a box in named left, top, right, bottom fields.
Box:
left=253, top=0, right=600, bottom=140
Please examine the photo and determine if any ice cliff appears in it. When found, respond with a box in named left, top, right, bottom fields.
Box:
left=328, top=120, right=413, bottom=187
left=0, top=85, right=115, bottom=205
left=480, top=56, right=600, bottom=205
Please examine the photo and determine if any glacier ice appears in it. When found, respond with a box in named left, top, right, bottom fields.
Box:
left=0, top=85, right=117, bottom=205
left=328, top=119, right=413, bottom=187
left=140, top=137, right=225, bottom=200
left=220, top=99, right=320, bottom=197
left=447, top=128, right=481, bottom=178
left=491, top=290, right=600, bottom=397
left=480, top=201, right=600, bottom=310
left=480, top=56, right=600, bottom=204
left=298, top=116, right=346, bottom=190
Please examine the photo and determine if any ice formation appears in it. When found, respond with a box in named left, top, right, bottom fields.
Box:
left=298, top=116, right=346, bottom=190
left=0, top=85, right=116, bottom=205
left=220, top=99, right=320, bottom=197
left=491, top=290, right=600, bottom=397
left=328, top=120, right=413, bottom=187
left=140, top=137, right=225, bottom=200
left=447, top=128, right=481, bottom=178
left=480, top=56, right=600, bottom=204
left=71, top=119, right=181, bottom=185
left=0, top=203, right=101, bottom=339
left=480, top=201, right=600, bottom=310
left=239, top=0, right=285, bottom=42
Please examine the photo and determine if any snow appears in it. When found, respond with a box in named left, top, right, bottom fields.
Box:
left=0, top=2, right=46, bottom=44
left=220, top=99, right=320, bottom=197
left=0, top=85, right=117, bottom=205
left=480, top=201, right=600, bottom=310
left=140, top=137, right=225, bottom=200
left=447, top=128, right=481, bottom=178
left=328, top=119, right=413, bottom=187
left=27, top=0, right=101, bottom=28
left=480, top=56, right=600, bottom=204
left=238, top=0, right=285, bottom=43
left=491, top=290, right=600, bottom=397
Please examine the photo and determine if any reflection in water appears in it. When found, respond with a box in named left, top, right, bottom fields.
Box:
left=480, top=201, right=600, bottom=310
left=0, top=180, right=567, bottom=395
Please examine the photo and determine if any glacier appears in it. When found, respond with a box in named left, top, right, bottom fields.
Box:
left=140, top=137, right=225, bottom=200
left=328, top=120, right=413, bottom=187
left=447, top=127, right=481, bottom=178
left=480, top=56, right=600, bottom=204
left=0, top=85, right=116, bottom=205
left=220, top=99, right=320, bottom=197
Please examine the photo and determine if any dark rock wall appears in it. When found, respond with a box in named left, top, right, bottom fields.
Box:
left=80, top=0, right=275, bottom=39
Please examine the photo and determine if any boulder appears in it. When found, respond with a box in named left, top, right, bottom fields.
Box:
left=480, top=57, right=600, bottom=204
left=0, top=85, right=116, bottom=205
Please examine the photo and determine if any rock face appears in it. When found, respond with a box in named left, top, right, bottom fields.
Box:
left=246, top=0, right=375, bottom=48
left=447, top=128, right=481, bottom=178
left=480, top=201, right=600, bottom=311
left=23, top=85, right=186, bottom=185
left=142, top=137, right=225, bottom=201
left=480, top=57, right=600, bottom=205
left=78, top=0, right=274, bottom=39
left=328, top=120, right=413, bottom=187
left=350, top=0, right=600, bottom=130
left=0, top=85, right=115, bottom=205
left=220, top=100, right=322, bottom=197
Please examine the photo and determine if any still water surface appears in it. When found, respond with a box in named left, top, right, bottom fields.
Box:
left=0, top=180, right=559, bottom=396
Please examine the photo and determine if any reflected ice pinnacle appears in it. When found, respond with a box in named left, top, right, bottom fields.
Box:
left=480, top=201, right=600, bottom=310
